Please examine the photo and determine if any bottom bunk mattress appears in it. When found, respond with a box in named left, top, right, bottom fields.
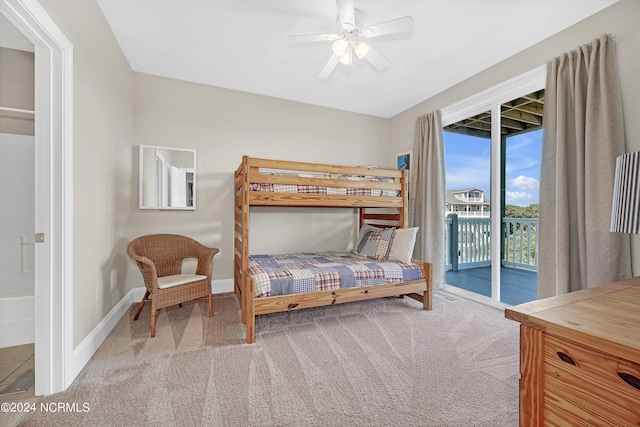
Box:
left=248, top=251, right=423, bottom=298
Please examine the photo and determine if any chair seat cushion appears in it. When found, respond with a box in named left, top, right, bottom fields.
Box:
left=157, top=274, right=208, bottom=289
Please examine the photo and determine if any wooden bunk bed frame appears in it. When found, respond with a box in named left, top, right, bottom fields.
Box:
left=234, top=156, right=433, bottom=343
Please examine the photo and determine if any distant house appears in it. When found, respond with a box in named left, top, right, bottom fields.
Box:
left=446, top=188, right=490, bottom=218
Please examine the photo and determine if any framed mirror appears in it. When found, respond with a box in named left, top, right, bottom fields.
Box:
left=139, top=145, right=196, bottom=210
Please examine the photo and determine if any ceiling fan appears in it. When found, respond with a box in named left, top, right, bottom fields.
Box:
left=288, top=0, right=414, bottom=78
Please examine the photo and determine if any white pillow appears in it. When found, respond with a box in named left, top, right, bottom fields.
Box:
left=389, top=227, right=418, bottom=263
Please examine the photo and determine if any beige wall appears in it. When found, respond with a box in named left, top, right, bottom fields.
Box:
left=0, top=46, right=34, bottom=135
left=388, top=0, right=640, bottom=275
left=128, top=73, right=390, bottom=286
left=38, top=0, right=135, bottom=347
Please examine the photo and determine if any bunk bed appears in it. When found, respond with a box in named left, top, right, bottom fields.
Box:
left=234, top=156, right=433, bottom=343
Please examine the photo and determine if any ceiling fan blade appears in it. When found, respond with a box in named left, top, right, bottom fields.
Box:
left=319, top=54, right=340, bottom=79
left=361, top=16, right=414, bottom=38
left=288, top=33, right=340, bottom=44
left=336, top=0, right=355, bottom=31
left=364, top=45, right=389, bottom=70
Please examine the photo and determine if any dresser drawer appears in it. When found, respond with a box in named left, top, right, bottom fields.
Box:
left=545, top=335, right=640, bottom=393
left=544, top=360, right=640, bottom=426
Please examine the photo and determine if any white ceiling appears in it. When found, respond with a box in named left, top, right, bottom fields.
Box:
left=97, top=0, right=617, bottom=118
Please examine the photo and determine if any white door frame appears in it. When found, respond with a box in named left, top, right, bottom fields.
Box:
left=0, top=0, right=73, bottom=395
left=441, top=65, right=545, bottom=308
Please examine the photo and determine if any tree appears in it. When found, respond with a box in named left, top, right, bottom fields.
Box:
left=504, top=204, right=538, bottom=218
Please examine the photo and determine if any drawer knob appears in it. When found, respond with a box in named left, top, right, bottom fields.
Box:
left=617, top=372, right=640, bottom=391
left=557, top=352, right=576, bottom=366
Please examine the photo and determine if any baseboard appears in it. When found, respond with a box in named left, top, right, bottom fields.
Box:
left=212, top=278, right=234, bottom=294
left=0, top=296, right=35, bottom=348
left=0, top=318, right=35, bottom=348
left=70, top=278, right=234, bottom=383
left=71, top=288, right=136, bottom=381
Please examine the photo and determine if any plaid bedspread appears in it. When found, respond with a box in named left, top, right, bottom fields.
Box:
left=248, top=251, right=423, bottom=298
left=249, top=173, right=399, bottom=197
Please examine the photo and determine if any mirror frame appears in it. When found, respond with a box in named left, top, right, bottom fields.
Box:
left=138, top=144, right=196, bottom=210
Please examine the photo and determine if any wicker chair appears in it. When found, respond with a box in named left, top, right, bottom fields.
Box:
left=127, top=234, right=219, bottom=337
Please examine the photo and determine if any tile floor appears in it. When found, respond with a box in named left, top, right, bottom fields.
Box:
left=0, top=344, right=36, bottom=427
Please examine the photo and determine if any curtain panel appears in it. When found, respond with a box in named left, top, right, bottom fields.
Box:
left=409, top=110, right=446, bottom=289
left=538, top=34, right=631, bottom=298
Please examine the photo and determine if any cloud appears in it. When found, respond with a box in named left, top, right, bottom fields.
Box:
left=446, top=170, right=490, bottom=192
left=507, top=133, right=538, bottom=152
left=445, top=155, right=491, bottom=191
left=511, top=175, right=539, bottom=191
left=504, top=130, right=542, bottom=171
left=506, top=191, right=534, bottom=206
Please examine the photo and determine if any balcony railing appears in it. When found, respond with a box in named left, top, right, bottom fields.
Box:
left=446, top=214, right=538, bottom=272
left=447, top=210, right=490, bottom=217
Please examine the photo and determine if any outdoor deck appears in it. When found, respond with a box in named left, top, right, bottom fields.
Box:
left=445, top=266, right=537, bottom=306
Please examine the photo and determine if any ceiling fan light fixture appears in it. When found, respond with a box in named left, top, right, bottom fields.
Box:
left=353, top=40, right=369, bottom=59
left=339, top=48, right=353, bottom=65
left=360, top=28, right=374, bottom=38
left=288, top=0, right=414, bottom=78
left=332, top=38, right=349, bottom=56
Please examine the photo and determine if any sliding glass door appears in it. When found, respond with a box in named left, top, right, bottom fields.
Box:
left=441, top=69, right=545, bottom=306
left=499, top=92, right=542, bottom=305
left=444, top=110, right=494, bottom=299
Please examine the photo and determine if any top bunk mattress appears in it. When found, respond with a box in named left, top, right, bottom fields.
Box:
left=248, top=251, right=423, bottom=298
left=249, top=172, right=400, bottom=197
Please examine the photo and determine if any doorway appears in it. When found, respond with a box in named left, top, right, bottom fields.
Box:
left=0, top=0, right=73, bottom=396
left=441, top=67, right=545, bottom=307
left=0, top=13, right=36, bottom=412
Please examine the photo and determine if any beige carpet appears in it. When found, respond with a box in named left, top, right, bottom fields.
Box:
left=18, top=292, right=520, bottom=426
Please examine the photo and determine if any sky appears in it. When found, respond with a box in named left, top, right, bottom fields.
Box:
left=443, top=129, right=542, bottom=207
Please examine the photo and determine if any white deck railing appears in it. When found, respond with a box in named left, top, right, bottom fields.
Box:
left=445, top=215, right=538, bottom=271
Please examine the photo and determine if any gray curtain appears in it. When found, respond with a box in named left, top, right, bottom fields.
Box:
left=538, top=34, right=631, bottom=298
left=409, top=110, right=446, bottom=289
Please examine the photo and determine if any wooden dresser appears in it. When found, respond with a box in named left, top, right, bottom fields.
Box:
left=505, top=277, right=640, bottom=426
